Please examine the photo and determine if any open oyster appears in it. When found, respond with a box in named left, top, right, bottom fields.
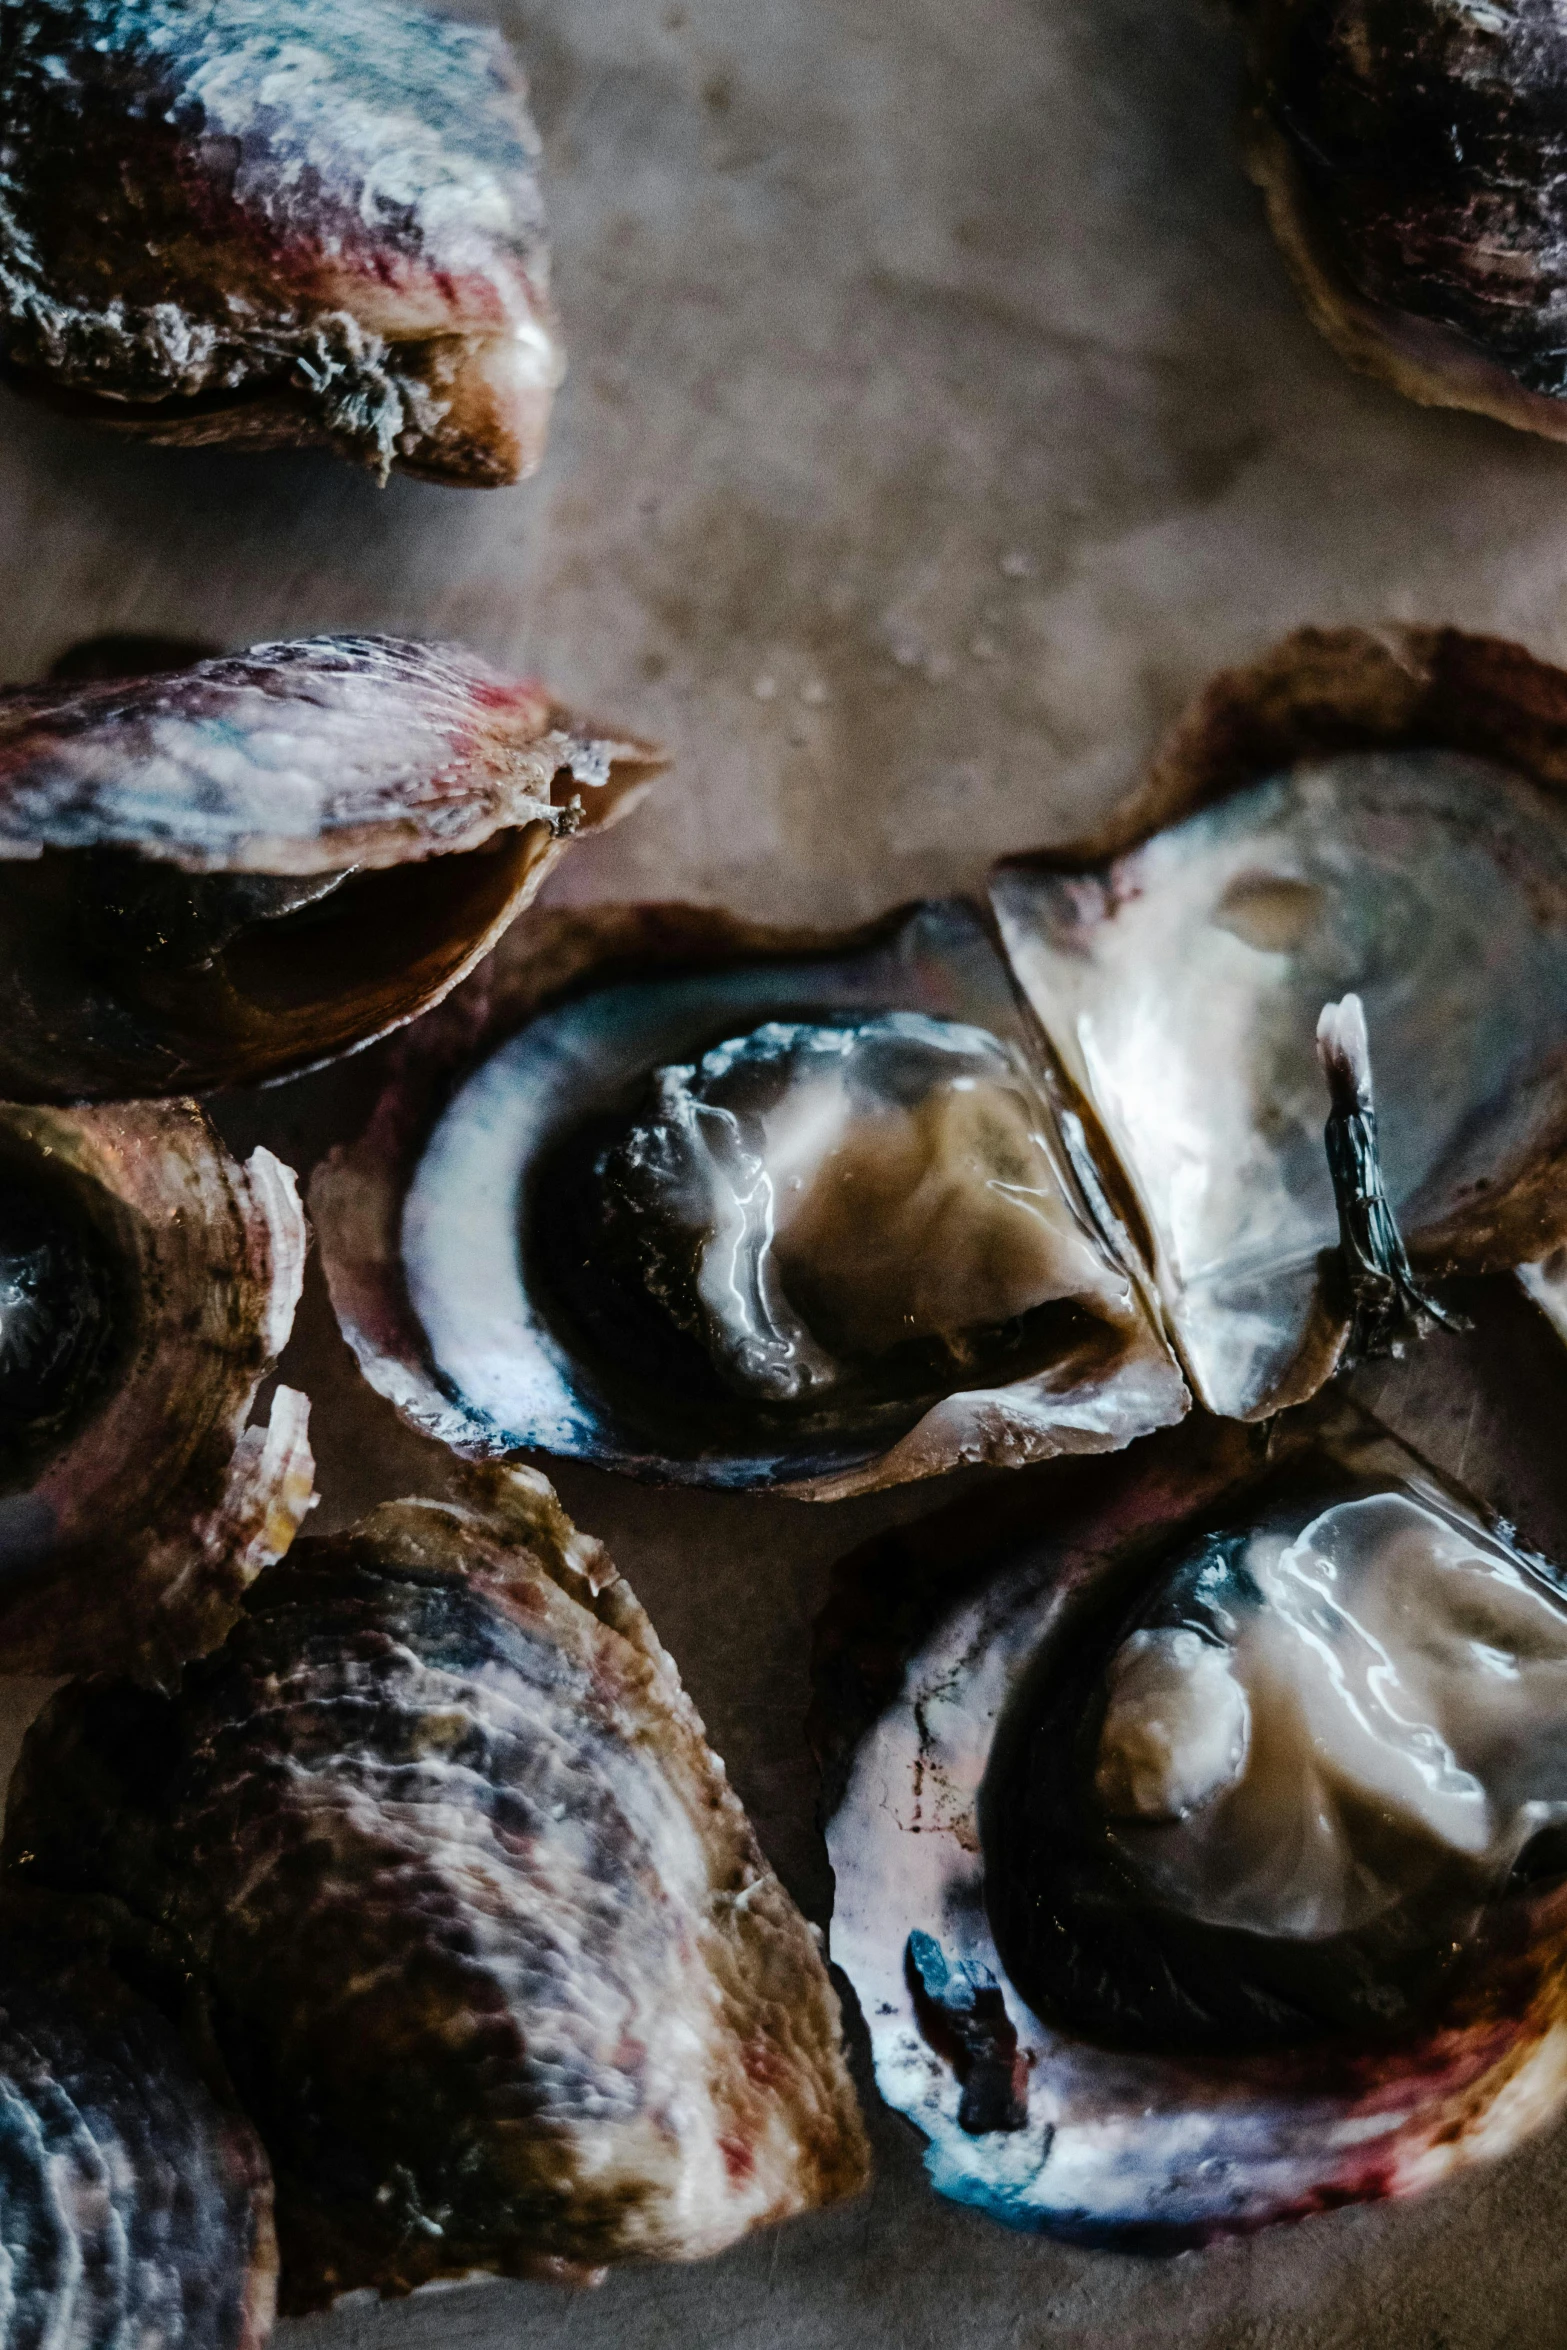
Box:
left=816, top=1315, right=1567, bottom=2244
left=0, top=1094, right=312, bottom=1677
left=0, top=1892, right=276, bottom=2347
left=2, top=1466, right=870, bottom=2305
left=0, top=633, right=661, bottom=1099
left=1238, top=0, right=1567, bottom=442
left=0, top=0, right=563, bottom=484
left=314, top=622, right=1567, bottom=1497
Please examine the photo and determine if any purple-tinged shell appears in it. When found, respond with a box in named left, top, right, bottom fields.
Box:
left=0, top=1892, right=277, bottom=2348
left=0, top=0, right=563, bottom=484
left=816, top=1344, right=1567, bottom=2246
left=0, top=633, right=662, bottom=1099
left=3, top=1464, right=871, bottom=2306
left=0, top=1094, right=313, bottom=1677
left=311, top=899, right=1190, bottom=1501
left=1239, top=0, right=1567, bottom=444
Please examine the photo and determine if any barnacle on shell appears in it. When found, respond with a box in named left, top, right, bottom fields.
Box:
left=0, top=632, right=662, bottom=1100
left=0, top=0, right=564, bottom=484
left=314, top=623, right=1567, bottom=1498
left=0, top=1892, right=276, bottom=2348
left=0, top=1094, right=312, bottom=1677
left=1239, top=0, right=1567, bottom=440
left=3, top=1465, right=871, bottom=2306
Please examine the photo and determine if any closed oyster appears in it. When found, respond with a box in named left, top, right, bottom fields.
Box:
left=0, top=1094, right=312, bottom=1676
left=312, top=899, right=1189, bottom=1500
left=0, top=0, right=562, bottom=484
left=817, top=1309, right=1567, bottom=2244
left=2, top=1466, right=871, bottom=2305
left=315, top=622, right=1567, bottom=1497
left=0, top=1893, right=276, bottom=2348
left=0, top=633, right=661, bottom=1099
left=1239, top=0, right=1567, bottom=441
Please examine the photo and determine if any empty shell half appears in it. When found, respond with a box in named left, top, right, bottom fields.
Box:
left=0, top=0, right=563, bottom=484
left=0, top=633, right=662, bottom=1100
left=0, top=1094, right=312, bottom=1676
left=315, top=623, right=1567, bottom=1496
left=3, top=1465, right=871, bottom=2305
left=816, top=1302, right=1567, bottom=2243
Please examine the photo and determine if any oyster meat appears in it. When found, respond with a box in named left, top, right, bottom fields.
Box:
left=818, top=1336, right=1567, bottom=2243
left=316, top=622, right=1567, bottom=1497
left=313, top=899, right=1188, bottom=1500
left=3, top=1466, right=871, bottom=2305
left=0, top=0, right=563, bottom=483
left=0, top=1894, right=275, bottom=2348
left=1239, top=0, right=1567, bottom=442
left=0, top=633, right=662, bottom=1099
left=0, top=1095, right=312, bottom=1677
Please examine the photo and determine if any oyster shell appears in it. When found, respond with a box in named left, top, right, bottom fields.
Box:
left=315, top=621, right=1567, bottom=1497
left=0, top=1094, right=312, bottom=1676
left=816, top=1299, right=1567, bottom=2244
left=0, top=0, right=563, bottom=484
left=2, top=1465, right=871, bottom=2304
left=0, top=633, right=662, bottom=1099
left=0, top=1893, right=276, bottom=2346
left=312, top=899, right=1189, bottom=1500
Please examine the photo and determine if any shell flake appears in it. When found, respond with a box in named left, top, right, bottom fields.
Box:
left=0, top=0, right=564, bottom=483
left=2, top=1464, right=871, bottom=2305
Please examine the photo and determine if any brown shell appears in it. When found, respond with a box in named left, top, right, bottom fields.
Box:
left=0, top=634, right=663, bottom=1099
left=310, top=898, right=1190, bottom=1500
left=3, top=1464, right=871, bottom=2305
left=0, top=0, right=564, bottom=486
left=0, top=1096, right=313, bottom=1677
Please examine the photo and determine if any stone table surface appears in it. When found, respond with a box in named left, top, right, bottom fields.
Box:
left=3, top=0, right=1567, bottom=2340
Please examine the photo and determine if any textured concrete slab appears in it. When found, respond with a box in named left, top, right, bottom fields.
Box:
left=2, top=0, right=1566, bottom=2340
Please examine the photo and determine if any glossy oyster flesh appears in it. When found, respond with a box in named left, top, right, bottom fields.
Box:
left=0, top=0, right=563, bottom=484
left=1239, top=0, right=1567, bottom=442
left=313, top=899, right=1189, bottom=1500
left=0, top=633, right=661, bottom=1098
left=0, top=1894, right=276, bottom=2348
left=818, top=1327, right=1567, bottom=2244
left=3, top=1466, right=871, bottom=2304
left=0, top=1095, right=312, bottom=1677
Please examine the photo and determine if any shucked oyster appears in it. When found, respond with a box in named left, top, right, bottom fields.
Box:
left=0, top=1094, right=311, bottom=1676
left=313, top=899, right=1189, bottom=1499
left=817, top=1318, right=1567, bottom=2243
left=0, top=633, right=661, bottom=1099
left=3, top=1466, right=871, bottom=2304
left=1239, top=0, right=1567, bottom=442
left=0, top=0, right=562, bottom=484
left=315, top=622, right=1567, bottom=1497
left=0, top=1892, right=276, bottom=2347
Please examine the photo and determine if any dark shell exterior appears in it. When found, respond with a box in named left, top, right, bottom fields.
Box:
left=0, top=1894, right=276, bottom=2348
left=0, top=1096, right=312, bottom=1678
left=992, top=622, right=1567, bottom=1422
left=1239, top=0, right=1567, bottom=439
left=0, top=634, right=662, bottom=1099
left=311, top=899, right=1189, bottom=1501
left=3, top=1466, right=871, bottom=2306
left=0, top=0, right=563, bottom=484
left=815, top=1288, right=1567, bottom=2245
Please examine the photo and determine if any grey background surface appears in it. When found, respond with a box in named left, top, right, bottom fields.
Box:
left=3, top=0, right=1567, bottom=2339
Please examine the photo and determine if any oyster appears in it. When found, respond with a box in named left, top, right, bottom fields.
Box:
left=315, top=622, right=1567, bottom=1496
left=312, top=899, right=1189, bottom=1500
left=816, top=1315, right=1567, bottom=2244
left=2, top=1466, right=871, bottom=2305
left=0, top=1893, right=276, bottom=2347
left=0, top=0, right=563, bottom=484
left=0, top=1094, right=312, bottom=1676
left=1238, top=0, right=1567, bottom=442
left=0, top=633, right=662, bottom=1099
